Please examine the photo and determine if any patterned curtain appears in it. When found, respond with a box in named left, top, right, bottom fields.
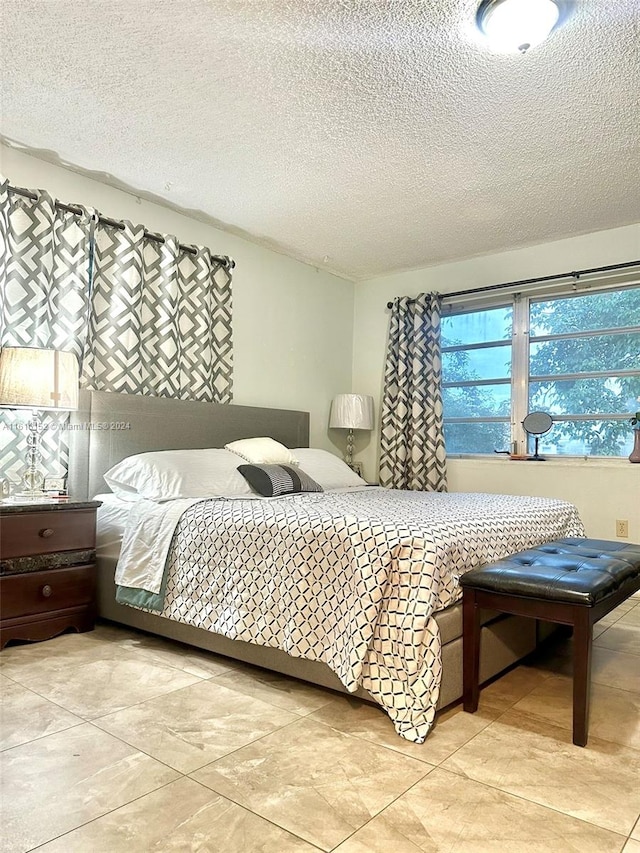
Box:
left=0, top=181, right=94, bottom=355
left=81, top=221, right=233, bottom=403
left=379, top=292, right=447, bottom=491
left=1, top=179, right=234, bottom=486
left=0, top=180, right=94, bottom=481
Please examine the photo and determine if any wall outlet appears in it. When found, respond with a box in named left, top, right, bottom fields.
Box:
left=616, top=519, right=629, bottom=538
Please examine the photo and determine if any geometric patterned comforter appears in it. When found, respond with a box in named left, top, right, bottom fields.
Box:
left=119, top=488, right=585, bottom=743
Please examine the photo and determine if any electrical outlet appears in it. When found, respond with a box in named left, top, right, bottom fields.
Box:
left=616, top=519, right=629, bottom=538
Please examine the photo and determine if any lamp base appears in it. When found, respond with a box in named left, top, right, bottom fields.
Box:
left=345, top=428, right=355, bottom=466
left=23, top=411, right=46, bottom=495
left=23, top=469, right=45, bottom=493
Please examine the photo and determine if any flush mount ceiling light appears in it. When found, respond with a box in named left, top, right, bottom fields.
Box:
left=477, top=0, right=566, bottom=54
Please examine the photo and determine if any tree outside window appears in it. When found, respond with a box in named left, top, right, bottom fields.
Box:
left=441, top=284, right=640, bottom=457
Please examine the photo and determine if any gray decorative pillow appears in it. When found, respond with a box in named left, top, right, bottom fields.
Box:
left=237, top=464, right=323, bottom=497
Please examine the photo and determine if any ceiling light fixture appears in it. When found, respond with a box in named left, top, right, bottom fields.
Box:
left=476, top=0, right=566, bottom=54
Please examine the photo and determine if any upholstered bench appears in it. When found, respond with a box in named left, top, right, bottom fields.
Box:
left=460, top=538, right=640, bottom=746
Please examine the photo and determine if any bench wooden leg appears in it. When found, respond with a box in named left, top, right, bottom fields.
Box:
left=463, top=588, right=481, bottom=713
left=572, top=606, right=592, bottom=747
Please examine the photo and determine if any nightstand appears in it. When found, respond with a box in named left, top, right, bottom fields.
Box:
left=0, top=500, right=102, bottom=649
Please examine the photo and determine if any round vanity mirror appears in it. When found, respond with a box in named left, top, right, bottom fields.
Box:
left=522, top=411, right=553, bottom=461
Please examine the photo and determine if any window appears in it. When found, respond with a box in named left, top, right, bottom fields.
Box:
left=442, top=305, right=513, bottom=454
left=441, top=282, right=640, bottom=457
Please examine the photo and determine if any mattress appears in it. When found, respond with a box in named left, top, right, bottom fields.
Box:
left=106, top=488, right=585, bottom=743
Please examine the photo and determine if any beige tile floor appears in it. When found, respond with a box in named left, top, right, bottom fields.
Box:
left=0, top=600, right=639, bottom=853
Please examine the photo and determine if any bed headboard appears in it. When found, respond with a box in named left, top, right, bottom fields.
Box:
left=68, top=390, right=310, bottom=500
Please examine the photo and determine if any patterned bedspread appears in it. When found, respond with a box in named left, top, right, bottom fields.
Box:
left=117, top=488, right=585, bottom=742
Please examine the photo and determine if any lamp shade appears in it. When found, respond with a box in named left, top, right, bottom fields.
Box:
left=329, top=394, right=374, bottom=430
left=0, top=347, right=79, bottom=411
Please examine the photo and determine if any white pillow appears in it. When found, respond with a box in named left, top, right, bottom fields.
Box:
left=104, top=449, right=253, bottom=502
left=292, top=448, right=367, bottom=490
left=225, top=437, right=298, bottom=466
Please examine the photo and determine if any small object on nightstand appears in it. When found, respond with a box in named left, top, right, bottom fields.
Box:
left=0, top=499, right=102, bottom=649
left=43, top=476, right=67, bottom=496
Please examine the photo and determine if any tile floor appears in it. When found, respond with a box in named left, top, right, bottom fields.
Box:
left=1, top=598, right=639, bottom=852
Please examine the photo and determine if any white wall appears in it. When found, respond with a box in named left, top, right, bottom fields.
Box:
left=353, top=224, right=640, bottom=540
left=1, top=144, right=355, bottom=449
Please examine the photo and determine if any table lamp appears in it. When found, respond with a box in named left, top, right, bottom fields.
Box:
left=329, top=393, right=374, bottom=467
left=0, top=347, right=79, bottom=495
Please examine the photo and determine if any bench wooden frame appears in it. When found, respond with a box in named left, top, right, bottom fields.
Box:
left=462, top=578, right=640, bottom=746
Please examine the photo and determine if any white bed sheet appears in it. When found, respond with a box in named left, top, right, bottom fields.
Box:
left=95, top=493, right=136, bottom=560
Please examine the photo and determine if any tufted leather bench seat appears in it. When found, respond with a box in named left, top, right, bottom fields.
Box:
left=460, top=538, right=640, bottom=746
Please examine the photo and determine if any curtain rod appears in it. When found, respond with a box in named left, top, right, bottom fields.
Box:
left=7, top=184, right=235, bottom=271
left=385, top=260, right=640, bottom=309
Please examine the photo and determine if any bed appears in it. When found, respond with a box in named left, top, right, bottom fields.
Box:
left=69, top=390, right=585, bottom=742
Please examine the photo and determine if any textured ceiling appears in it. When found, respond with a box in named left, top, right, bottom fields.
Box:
left=1, top=0, right=639, bottom=280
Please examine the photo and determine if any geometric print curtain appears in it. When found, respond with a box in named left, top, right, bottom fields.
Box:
left=0, top=179, right=94, bottom=481
left=81, top=221, right=233, bottom=403
left=0, top=180, right=94, bottom=357
left=0, top=178, right=233, bottom=484
left=379, top=292, right=447, bottom=492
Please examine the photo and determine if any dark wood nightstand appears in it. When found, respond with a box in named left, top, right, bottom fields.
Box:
left=0, top=500, right=102, bottom=649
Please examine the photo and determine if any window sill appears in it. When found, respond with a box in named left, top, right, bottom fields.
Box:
left=447, top=455, right=634, bottom=468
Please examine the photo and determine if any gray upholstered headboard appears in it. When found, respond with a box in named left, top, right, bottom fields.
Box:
left=68, top=390, right=310, bottom=500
